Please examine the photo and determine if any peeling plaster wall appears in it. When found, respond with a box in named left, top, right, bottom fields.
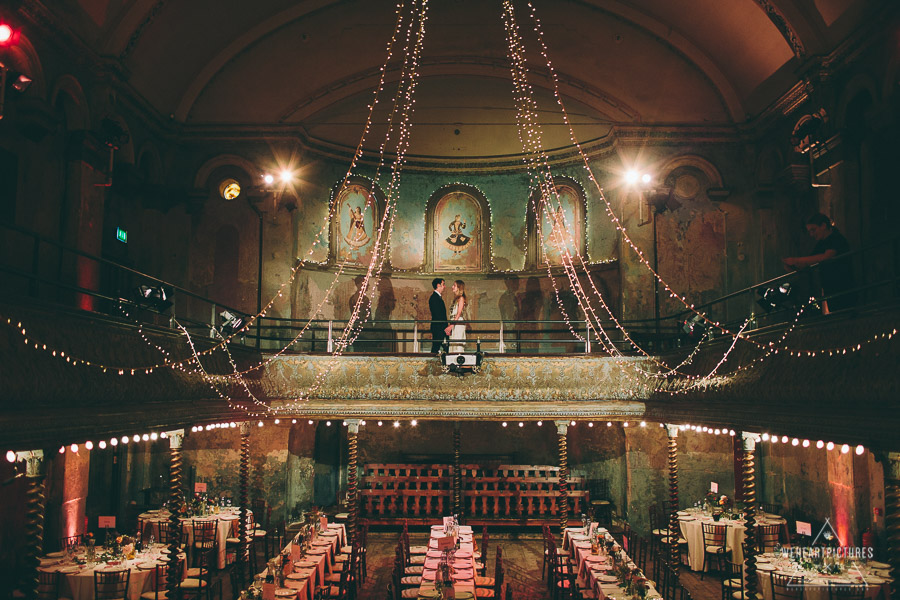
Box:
left=759, top=443, right=882, bottom=548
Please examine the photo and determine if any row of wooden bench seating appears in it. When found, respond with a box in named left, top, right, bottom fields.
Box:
left=359, top=463, right=588, bottom=519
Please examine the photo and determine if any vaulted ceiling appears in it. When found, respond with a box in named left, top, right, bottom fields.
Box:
left=28, top=0, right=882, bottom=156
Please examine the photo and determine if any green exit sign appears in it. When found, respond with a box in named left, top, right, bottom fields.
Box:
left=116, top=227, right=127, bottom=243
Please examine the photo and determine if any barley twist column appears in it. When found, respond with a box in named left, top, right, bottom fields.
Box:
left=666, top=425, right=680, bottom=575
left=742, top=432, right=761, bottom=600
left=346, top=420, right=360, bottom=540
left=453, top=422, right=461, bottom=516
left=237, top=422, right=251, bottom=578
left=555, top=421, right=570, bottom=533
left=18, top=450, right=46, bottom=600
left=166, top=431, right=185, bottom=598
left=880, top=452, right=900, bottom=599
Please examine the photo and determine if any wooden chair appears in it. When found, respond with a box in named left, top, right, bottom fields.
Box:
left=60, top=534, right=83, bottom=552
left=549, top=545, right=573, bottom=600
left=94, top=569, right=130, bottom=600
left=699, top=522, right=730, bottom=580
left=319, top=560, right=351, bottom=599
left=721, top=561, right=744, bottom=600
left=826, top=581, right=867, bottom=599
left=155, top=520, right=178, bottom=546
left=760, top=502, right=783, bottom=516
left=476, top=545, right=502, bottom=588
left=474, top=526, right=490, bottom=576
left=758, top=523, right=782, bottom=553
left=228, top=563, right=247, bottom=598
left=588, top=479, right=614, bottom=525
left=139, top=563, right=171, bottom=600
left=476, top=547, right=504, bottom=598
left=327, top=535, right=359, bottom=597
left=179, top=548, right=213, bottom=600
left=771, top=572, right=804, bottom=600
left=37, top=570, right=71, bottom=600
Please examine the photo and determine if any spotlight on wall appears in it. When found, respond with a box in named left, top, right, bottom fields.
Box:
left=682, top=314, right=706, bottom=339
left=219, top=178, right=241, bottom=200
left=757, top=283, right=793, bottom=313
left=220, top=310, right=245, bottom=334
left=134, top=285, right=173, bottom=312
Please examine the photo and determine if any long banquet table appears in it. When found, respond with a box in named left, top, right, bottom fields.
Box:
left=415, top=524, right=477, bottom=599
left=256, top=522, right=347, bottom=600
left=564, top=524, right=662, bottom=600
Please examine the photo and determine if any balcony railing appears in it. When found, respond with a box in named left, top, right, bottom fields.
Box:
left=2, top=220, right=898, bottom=355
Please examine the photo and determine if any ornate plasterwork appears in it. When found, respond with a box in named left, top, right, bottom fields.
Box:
left=258, top=355, right=655, bottom=403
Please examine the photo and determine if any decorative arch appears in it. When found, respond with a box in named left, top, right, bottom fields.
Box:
left=193, top=154, right=262, bottom=189
left=425, top=184, right=491, bottom=273
left=836, top=75, right=878, bottom=130
left=658, top=154, right=724, bottom=189
left=526, top=176, right=587, bottom=269
left=50, top=75, right=91, bottom=131
left=137, top=143, right=163, bottom=185
left=328, top=176, right=385, bottom=268
left=3, top=35, right=47, bottom=98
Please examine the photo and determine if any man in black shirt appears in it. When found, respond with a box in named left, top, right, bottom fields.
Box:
left=429, top=278, right=449, bottom=353
left=783, top=213, right=854, bottom=313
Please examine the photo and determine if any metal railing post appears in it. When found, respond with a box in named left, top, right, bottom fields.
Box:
left=413, top=322, right=419, bottom=353
left=585, top=321, right=591, bottom=354
left=498, top=320, right=506, bottom=353
left=327, top=320, right=334, bottom=353
left=209, top=304, right=217, bottom=338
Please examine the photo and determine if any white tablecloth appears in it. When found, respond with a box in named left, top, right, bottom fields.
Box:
left=679, top=511, right=786, bottom=570
left=753, top=555, right=891, bottom=600
left=138, top=509, right=242, bottom=569
left=417, top=523, right=477, bottom=598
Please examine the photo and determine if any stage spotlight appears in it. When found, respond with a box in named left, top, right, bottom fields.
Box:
left=757, top=283, right=793, bottom=313
left=263, top=174, right=274, bottom=185
left=219, top=178, right=241, bottom=200
left=641, top=173, right=652, bottom=185
left=0, top=23, right=19, bottom=46
left=280, top=170, right=293, bottom=184
left=220, top=310, right=245, bottom=334
left=682, top=314, right=706, bottom=339
left=625, top=170, right=639, bottom=185
left=134, top=285, right=173, bottom=312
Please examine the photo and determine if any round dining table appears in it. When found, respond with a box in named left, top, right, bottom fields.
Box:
left=678, top=509, right=787, bottom=570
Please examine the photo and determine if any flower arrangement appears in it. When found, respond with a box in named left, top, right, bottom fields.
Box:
left=717, top=495, right=732, bottom=509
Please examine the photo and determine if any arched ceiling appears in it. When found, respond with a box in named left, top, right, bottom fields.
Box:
left=29, top=0, right=879, bottom=158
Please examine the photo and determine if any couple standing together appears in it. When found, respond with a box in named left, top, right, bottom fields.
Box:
left=428, top=278, right=468, bottom=354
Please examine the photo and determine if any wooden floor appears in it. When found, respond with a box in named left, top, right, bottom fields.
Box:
left=220, top=529, right=726, bottom=600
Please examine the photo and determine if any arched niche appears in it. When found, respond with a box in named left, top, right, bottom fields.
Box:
left=525, top=176, right=587, bottom=269
left=328, top=176, right=386, bottom=269
left=424, top=184, right=491, bottom=273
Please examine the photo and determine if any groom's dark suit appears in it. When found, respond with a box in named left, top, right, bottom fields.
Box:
left=429, top=291, right=448, bottom=354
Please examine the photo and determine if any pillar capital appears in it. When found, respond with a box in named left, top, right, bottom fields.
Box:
left=554, top=420, right=569, bottom=435
left=167, top=430, right=184, bottom=449
left=346, top=419, right=360, bottom=434
left=742, top=431, right=761, bottom=452
left=665, top=424, right=680, bottom=438
left=240, top=421, right=252, bottom=435
left=15, top=450, right=45, bottom=478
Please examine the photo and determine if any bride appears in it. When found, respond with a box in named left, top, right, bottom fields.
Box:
left=445, top=280, right=468, bottom=353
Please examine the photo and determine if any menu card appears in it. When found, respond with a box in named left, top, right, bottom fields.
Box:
left=194, top=482, right=207, bottom=493
left=796, top=521, right=812, bottom=536
left=291, top=543, right=301, bottom=562
left=320, top=516, right=328, bottom=530
left=710, top=482, right=718, bottom=493
left=98, top=516, right=116, bottom=528
left=435, top=536, right=455, bottom=551
left=262, top=583, right=276, bottom=600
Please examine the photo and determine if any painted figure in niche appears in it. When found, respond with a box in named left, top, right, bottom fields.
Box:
left=445, top=214, right=471, bottom=253
left=344, top=205, right=370, bottom=248
left=539, top=185, right=581, bottom=266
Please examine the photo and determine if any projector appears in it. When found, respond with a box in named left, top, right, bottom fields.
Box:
left=445, top=353, right=478, bottom=367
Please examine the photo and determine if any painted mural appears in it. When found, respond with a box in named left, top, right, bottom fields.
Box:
left=334, top=183, right=378, bottom=266
left=538, top=184, right=582, bottom=266
left=432, top=191, right=483, bottom=272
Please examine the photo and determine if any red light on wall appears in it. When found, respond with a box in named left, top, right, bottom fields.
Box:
left=0, top=23, right=19, bottom=46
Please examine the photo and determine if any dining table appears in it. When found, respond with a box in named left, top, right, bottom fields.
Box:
left=753, top=553, right=892, bottom=600
left=137, top=507, right=243, bottom=569
left=677, top=508, right=787, bottom=570
left=38, top=544, right=185, bottom=600
left=565, top=524, right=663, bottom=600
left=253, top=522, right=348, bottom=600
left=415, top=523, right=477, bottom=599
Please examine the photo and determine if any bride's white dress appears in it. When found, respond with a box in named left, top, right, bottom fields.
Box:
left=448, top=300, right=467, bottom=353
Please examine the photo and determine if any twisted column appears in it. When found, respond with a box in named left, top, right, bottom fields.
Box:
left=239, top=422, right=251, bottom=576
left=880, top=453, right=900, bottom=599
left=742, top=432, right=761, bottom=600
left=346, top=420, right=360, bottom=540
left=166, top=431, right=184, bottom=598
left=18, top=451, right=46, bottom=600
left=555, top=421, right=570, bottom=533
left=665, top=425, right=680, bottom=574
left=453, top=422, right=461, bottom=516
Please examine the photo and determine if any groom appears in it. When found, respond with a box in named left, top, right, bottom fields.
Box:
left=429, top=278, right=448, bottom=354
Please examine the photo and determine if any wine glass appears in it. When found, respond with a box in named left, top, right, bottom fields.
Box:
left=149, top=534, right=155, bottom=548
